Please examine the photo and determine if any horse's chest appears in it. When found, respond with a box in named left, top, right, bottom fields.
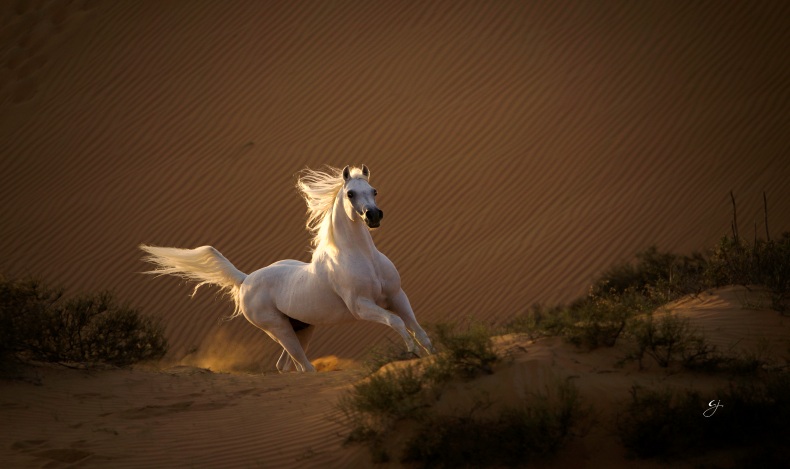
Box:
left=369, top=272, right=393, bottom=308
left=364, top=273, right=387, bottom=302
left=373, top=282, right=389, bottom=308
left=343, top=260, right=388, bottom=301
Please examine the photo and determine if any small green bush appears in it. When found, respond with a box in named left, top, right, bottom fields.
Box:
left=340, top=365, right=428, bottom=429
left=707, top=233, right=790, bottom=312
left=337, top=364, right=436, bottom=463
left=562, top=288, right=653, bottom=349
left=595, top=247, right=675, bottom=296
left=626, top=312, right=707, bottom=368
left=507, top=289, right=653, bottom=351
left=402, top=379, right=589, bottom=468
left=341, top=322, right=499, bottom=442
left=594, top=246, right=709, bottom=301
left=1, top=277, right=168, bottom=368
left=504, top=303, right=567, bottom=340
left=428, top=322, right=498, bottom=381
left=0, top=277, right=62, bottom=365
left=682, top=338, right=776, bottom=376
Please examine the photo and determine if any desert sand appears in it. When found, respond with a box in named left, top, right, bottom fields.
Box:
left=3, top=286, right=789, bottom=467
left=2, top=0, right=789, bottom=467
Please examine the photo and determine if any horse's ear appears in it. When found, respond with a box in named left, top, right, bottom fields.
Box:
left=361, top=164, right=370, bottom=179
left=342, top=165, right=351, bottom=181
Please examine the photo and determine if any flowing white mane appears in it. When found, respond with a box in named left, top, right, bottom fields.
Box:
left=296, top=166, right=367, bottom=252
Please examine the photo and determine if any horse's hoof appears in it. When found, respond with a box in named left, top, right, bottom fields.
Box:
left=396, top=350, right=419, bottom=361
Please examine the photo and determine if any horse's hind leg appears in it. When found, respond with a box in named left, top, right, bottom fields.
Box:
left=276, top=349, right=290, bottom=372
left=262, top=322, right=316, bottom=372
left=266, top=328, right=315, bottom=371
left=277, top=325, right=315, bottom=372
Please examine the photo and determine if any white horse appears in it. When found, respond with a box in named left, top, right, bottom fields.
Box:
left=140, top=165, right=433, bottom=372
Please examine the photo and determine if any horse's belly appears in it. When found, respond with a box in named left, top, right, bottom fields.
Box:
left=268, top=269, right=351, bottom=325
left=279, top=287, right=350, bottom=325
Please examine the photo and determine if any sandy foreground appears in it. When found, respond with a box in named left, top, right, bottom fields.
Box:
left=2, top=286, right=789, bottom=468
left=1, top=0, right=790, bottom=467
left=2, top=0, right=789, bottom=369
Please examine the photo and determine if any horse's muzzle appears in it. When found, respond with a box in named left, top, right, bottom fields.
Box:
left=364, top=208, right=383, bottom=228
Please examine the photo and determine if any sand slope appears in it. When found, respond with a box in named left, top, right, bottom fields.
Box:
left=1, top=365, right=366, bottom=468
left=2, top=286, right=787, bottom=468
left=2, top=0, right=790, bottom=369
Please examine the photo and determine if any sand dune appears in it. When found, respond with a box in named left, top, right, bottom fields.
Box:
left=3, top=286, right=786, bottom=467
left=2, top=1, right=790, bottom=465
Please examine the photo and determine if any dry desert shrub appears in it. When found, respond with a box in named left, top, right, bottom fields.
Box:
left=338, top=323, right=589, bottom=466
left=1, top=276, right=168, bottom=369
left=402, top=378, right=590, bottom=468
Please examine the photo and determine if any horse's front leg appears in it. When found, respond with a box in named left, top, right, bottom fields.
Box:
left=348, top=297, right=419, bottom=355
left=389, top=289, right=434, bottom=354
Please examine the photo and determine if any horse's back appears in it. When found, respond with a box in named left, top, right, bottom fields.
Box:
left=271, top=259, right=306, bottom=267
left=242, top=259, right=309, bottom=293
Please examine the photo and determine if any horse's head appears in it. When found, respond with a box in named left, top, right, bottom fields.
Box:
left=341, top=165, right=383, bottom=229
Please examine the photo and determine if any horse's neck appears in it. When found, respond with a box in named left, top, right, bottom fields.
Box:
left=329, top=197, right=377, bottom=260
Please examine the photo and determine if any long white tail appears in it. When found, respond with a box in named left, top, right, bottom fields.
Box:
left=139, top=245, right=247, bottom=318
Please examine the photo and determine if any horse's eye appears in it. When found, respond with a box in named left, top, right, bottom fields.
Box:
left=347, top=191, right=355, bottom=199
left=373, top=189, right=378, bottom=196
